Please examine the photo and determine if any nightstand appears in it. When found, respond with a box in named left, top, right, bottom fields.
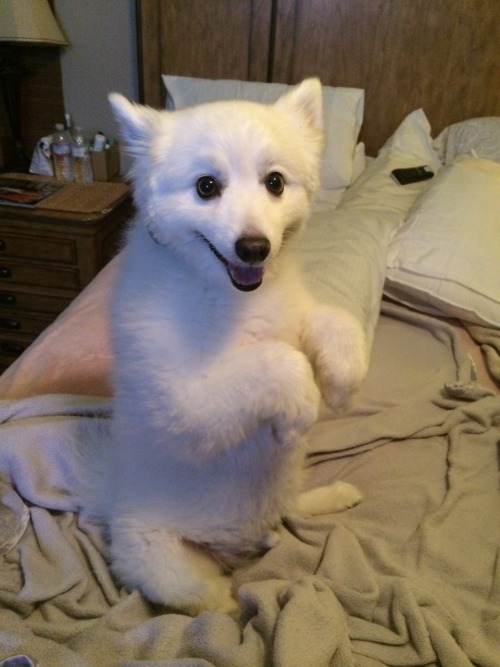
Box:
left=0, top=174, right=133, bottom=372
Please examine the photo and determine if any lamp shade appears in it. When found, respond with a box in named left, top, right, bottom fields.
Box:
left=0, top=0, right=68, bottom=45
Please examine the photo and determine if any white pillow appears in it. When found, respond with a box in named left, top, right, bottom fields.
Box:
left=433, top=117, right=500, bottom=164
left=341, top=108, right=442, bottom=212
left=385, top=155, right=500, bottom=327
left=162, top=75, right=364, bottom=193
left=301, top=109, right=441, bottom=355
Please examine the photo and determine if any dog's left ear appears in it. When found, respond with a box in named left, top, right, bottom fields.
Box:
left=109, top=93, right=160, bottom=157
left=274, top=78, right=323, bottom=133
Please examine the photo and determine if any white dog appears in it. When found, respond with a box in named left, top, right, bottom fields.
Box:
left=102, top=78, right=367, bottom=615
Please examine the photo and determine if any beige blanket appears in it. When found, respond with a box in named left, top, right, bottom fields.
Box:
left=463, top=321, right=500, bottom=383
left=0, top=303, right=499, bottom=667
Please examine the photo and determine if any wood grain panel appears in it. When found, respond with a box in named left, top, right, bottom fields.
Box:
left=248, top=0, right=273, bottom=81
left=272, top=0, right=500, bottom=154
left=138, top=0, right=272, bottom=107
left=138, top=0, right=500, bottom=154
left=137, top=0, right=162, bottom=106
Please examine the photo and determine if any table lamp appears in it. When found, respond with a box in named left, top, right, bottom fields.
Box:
left=0, top=0, right=68, bottom=171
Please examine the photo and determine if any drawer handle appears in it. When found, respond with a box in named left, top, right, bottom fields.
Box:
left=0, top=240, right=5, bottom=251
left=0, top=267, right=12, bottom=279
left=0, top=318, right=20, bottom=330
left=0, top=292, right=16, bottom=306
left=1, top=341, right=25, bottom=355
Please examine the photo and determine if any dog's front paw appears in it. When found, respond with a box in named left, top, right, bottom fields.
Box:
left=268, top=345, right=321, bottom=444
left=302, top=305, right=368, bottom=414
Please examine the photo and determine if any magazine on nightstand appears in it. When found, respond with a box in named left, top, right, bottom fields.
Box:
left=0, top=176, right=65, bottom=208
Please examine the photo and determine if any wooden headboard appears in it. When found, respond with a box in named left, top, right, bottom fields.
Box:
left=137, top=0, right=500, bottom=155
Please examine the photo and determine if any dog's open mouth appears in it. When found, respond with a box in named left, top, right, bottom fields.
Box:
left=198, top=234, right=264, bottom=292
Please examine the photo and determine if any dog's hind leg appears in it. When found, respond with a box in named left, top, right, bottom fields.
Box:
left=297, top=481, right=363, bottom=515
left=109, top=519, right=237, bottom=615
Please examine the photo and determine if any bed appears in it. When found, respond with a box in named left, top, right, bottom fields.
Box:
left=0, top=1, right=499, bottom=665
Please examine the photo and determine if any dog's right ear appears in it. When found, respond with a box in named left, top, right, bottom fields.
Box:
left=108, top=93, right=158, bottom=156
left=274, top=78, right=323, bottom=134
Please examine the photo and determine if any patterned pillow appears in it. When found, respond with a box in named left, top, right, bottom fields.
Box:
left=433, top=117, right=500, bottom=164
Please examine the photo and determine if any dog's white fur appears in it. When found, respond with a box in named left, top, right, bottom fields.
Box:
left=101, top=79, right=367, bottom=615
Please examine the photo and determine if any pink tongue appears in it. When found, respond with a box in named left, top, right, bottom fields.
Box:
left=229, top=264, right=264, bottom=286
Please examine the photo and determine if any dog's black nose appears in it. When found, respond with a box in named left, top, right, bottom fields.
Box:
left=235, top=236, right=271, bottom=264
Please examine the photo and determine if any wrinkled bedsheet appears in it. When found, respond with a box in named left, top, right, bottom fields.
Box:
left=0, top=302, right=499, bottom=667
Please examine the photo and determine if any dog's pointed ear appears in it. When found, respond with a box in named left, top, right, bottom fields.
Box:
left=274, top=78, right=323, bottom=133
left=108, top=93, right=159, bottom=156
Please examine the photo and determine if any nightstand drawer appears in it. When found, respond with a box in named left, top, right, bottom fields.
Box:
left=0, top=289, right=72, bottom=314
left=0, top=309, right=54, bottom=336
left=0, top=232, right=76, bottom=264
left=0, top=259, right=80, bottom=290
left=0, top=333, right=36, bottom=369
left=0, top=175, right=133, bottom=374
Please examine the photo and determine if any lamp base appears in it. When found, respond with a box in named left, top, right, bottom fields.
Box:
left=0, top=139, right=31, bottom=173
left=0, top=145, right=31, bottom=173
left=0, top=46, right=30, bottom=174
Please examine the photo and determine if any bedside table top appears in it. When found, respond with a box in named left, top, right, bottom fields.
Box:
left=1, top=173, right=131, bottom=223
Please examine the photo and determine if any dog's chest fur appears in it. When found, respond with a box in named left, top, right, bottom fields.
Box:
left=113, top=225, right=311, bottom=370
left=109, top=222, right=315, bottom=544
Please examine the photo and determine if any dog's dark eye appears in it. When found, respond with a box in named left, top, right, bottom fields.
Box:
left=265, top=172, right=285, bottom=196
left=196, top=176, right=220, bottom=199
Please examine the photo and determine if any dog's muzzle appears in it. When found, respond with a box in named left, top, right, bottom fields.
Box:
left=199, top=234, right=269, bottom=292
